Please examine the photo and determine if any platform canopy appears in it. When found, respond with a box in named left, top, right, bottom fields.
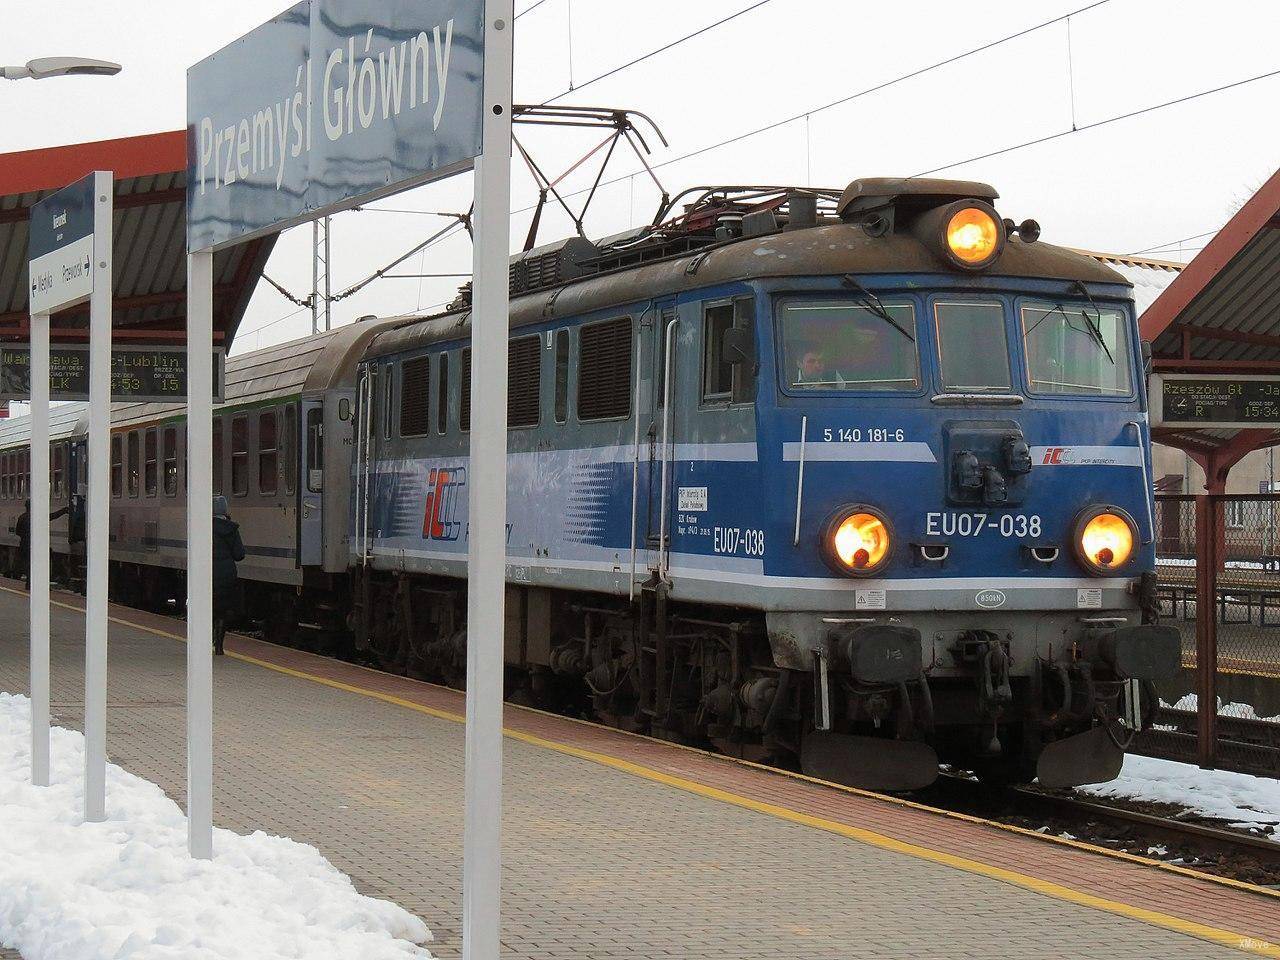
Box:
left=0, top=130, right=274, bottom=347
left=1137, top=166, right=1280, bottom=485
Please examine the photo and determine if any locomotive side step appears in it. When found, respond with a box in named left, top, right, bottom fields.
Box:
left=801, top=731, right=939, bottom=792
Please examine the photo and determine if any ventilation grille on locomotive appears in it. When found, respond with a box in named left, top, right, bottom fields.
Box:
left=460, top=348, right=472, bottom=431
left=399, top=356, right=431, bottom=437
left=508, top=336, right=542, bottom=428
left=578, top=317, right=632, bottom=420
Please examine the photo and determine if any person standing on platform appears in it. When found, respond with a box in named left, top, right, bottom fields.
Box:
left=212, top=495, right=245, bottom=656
left=15, top=498, right=68, bottom=589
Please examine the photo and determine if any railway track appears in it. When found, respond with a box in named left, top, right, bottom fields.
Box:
left=924, top=775, right=1280, bottom=887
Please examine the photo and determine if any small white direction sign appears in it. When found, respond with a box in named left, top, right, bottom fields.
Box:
left=29, top=174, right=95, bottom=315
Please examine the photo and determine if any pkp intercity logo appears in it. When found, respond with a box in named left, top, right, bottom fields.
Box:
left=422, top=466, right=466, bottom=541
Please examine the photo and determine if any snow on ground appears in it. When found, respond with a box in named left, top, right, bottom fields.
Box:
left=1164, top=693, right=1280, bottom=722
left=1078, top=753, right=1280, bottom=830
left=0, top=692, right=433, bottom=960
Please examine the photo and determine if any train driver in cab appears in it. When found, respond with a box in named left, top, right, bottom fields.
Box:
left=795, top=346, right=842, bottom=389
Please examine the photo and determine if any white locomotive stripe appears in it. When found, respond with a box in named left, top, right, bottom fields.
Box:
left=671, top=442, right=759, bottom=462
left=366, top=441, right=760, bottom=475
left=782, top=441, right=937, bottom=463
left=1029, top=445, right=1143, bottom=467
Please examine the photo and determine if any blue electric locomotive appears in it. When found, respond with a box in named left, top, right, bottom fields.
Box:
left=352, top=178, right=1180, bottom=790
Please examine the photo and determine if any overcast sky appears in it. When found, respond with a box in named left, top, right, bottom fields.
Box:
left=3, top=0, right=1279, bottom=356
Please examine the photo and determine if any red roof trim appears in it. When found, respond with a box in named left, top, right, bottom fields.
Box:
left=1139, top=164, right=1280, bottom=343
left=0, top=130, right=186, bottom=196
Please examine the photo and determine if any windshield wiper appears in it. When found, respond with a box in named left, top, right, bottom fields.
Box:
left=1071, top=281, right=1114, bottom=366
left=1025, top=300, right=1115, bottom=367
left=840, top=275, right=914, bottom=341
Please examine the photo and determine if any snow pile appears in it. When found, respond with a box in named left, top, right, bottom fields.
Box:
left=1164, top=693, right=1280, bottom=722
left=0, top=692, right=433, bottom=960
left=1078, top=753, right=1280, bottom=830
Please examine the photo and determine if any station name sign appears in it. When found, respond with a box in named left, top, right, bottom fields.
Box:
left=186, top=0, right=484, bottom=252
left=29, top=175, right=96, bottom=315
left=1150, top=373, right=1280, bottom=429
left=0, top=346, right=225, bottom=403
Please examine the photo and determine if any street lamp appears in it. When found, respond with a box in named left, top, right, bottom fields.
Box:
left=2, top=57, right=121, bottom=80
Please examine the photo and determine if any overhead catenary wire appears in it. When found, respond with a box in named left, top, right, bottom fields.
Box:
left=515, top=0, right=551, bottom=20
left=542, top=0, right=775, bottom=104
left=1126, top=228, right=1222, bottom=257
left=912, top=66, right=1280, bottom=176
left=513, top=1, right=1111, bottom=217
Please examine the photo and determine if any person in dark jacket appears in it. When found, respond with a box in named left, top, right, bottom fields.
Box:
left=15, top=499, right=69, bottom=588
left=212, top=496, right=246, bottom=656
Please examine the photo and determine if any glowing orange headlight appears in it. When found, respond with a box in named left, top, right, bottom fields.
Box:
left=829, top=510, right=891, bottom=574
left=946, top=207, right=1001, bottom=266
left=1075, top=509, right=1136, bottom=574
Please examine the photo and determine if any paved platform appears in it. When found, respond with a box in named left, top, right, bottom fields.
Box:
left=1, top=583, right=1279, bottom=959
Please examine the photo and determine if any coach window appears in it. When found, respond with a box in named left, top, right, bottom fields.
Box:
left=163, top=426, right=178, bottom=497
left=460, top=348, right=472, bottom=431
left=437, top=353, right=450, bottom=434
left=283, top=405, right=297, bottom=494
left=508, top=335, right=541, bottom=429
left=259, top=410, right=279, bottom=496
left=553, top=329, right=570, bottom=423
left=110, top=436, right=122, bottom=498
left=306, top=408, right=323, bottom=492
left=144, top=429, right=159, bottom=497
left=127, top=431, right=140, bottom=497
left=52, top=445, right=65, bottom=499
left=934, top=301, right=1011, bottom=392
left=578, top=316, right=632, bottom=421
left=231, top=415, right=248, bottom=497
left=212, top=418, right=223, bottom=497
left=400, top=357, right=431, bottom=437
left=19, top=450, right=28, bottom=497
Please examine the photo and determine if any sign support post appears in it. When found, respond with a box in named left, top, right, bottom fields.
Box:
left=84, top=171, right=113, bottom=822
left=29, top=309, right=50, bottom=787
left=187, top=250, right=214, bottom=859
left=462, top=5, right=513, bottom=957
left=27, top=170, right=110, bottom=801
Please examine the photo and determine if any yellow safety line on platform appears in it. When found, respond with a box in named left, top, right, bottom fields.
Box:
left=12, top=585, right=1280, bottom=958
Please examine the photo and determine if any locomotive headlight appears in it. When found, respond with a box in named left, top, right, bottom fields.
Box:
left=1074, top=507, right=1137, bottom=574
left=946, top=206, right=1001, bottom=266
left=824, top=507, right=892, bottom=575
left=912, top=199, right=1006, bottom=271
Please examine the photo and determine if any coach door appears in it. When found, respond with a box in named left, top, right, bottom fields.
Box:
left=299, top=399, right=324, bottom=566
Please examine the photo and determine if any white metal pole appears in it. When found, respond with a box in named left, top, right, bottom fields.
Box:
left=186, top=249, right=214, bottom=859
left=311, top=221, right=320, bottom=336
left=29, top=309, right=50, bottom=786
left=462, top=3, right=513, bottom=958
left=83, top=171, right=112, bottom=822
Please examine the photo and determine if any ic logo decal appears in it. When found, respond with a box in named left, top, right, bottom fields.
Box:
left=1041, top=447, right=1065, bottom=465
left=975, top=589, right=1007, bottom=609
left=423, top=467, right=467, bottom=541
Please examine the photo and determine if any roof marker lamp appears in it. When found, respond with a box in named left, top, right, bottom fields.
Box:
left=825, top=507, right=892, bottom=576
left=1075, top=507, right=1136, bottom=575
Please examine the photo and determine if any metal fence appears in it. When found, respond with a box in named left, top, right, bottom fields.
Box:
left=1135, top=494, right=1280, bottom=777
